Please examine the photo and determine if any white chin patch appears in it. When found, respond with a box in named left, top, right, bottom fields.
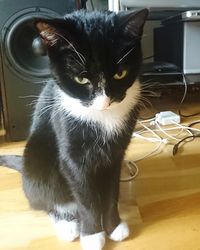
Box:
left=91, top=94, right=110, bottom=111
left=57, top=80, right=141, bottom=135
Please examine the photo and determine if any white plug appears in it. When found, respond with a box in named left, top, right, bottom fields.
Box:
left=155, top=111, right=180, bottom=125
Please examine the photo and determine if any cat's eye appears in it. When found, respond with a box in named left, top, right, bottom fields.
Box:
left=113, top=70, right=128, bottom=80
left=74, top=76, right=90, bottom=84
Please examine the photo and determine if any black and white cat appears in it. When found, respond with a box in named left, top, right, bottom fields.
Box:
left=0, top=9, right=148, bottom=250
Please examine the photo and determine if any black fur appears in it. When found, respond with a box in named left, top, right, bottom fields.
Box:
left=0, top=9, right=148, bottom=241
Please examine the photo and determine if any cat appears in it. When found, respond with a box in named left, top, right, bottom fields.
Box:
left=0, top=9, right=148, bottom=250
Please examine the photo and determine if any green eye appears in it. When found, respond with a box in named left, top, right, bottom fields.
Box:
left=74, top=76, right=89, bottom=84
left=113, top=70, right=128, bottom=80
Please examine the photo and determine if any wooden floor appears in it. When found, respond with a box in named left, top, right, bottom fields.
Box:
left=0, top=110, right=200, bottom=250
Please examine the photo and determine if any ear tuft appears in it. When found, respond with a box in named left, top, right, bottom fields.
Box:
left=35, top=21, right=59, bottom=46
left=117, top=8, right=149, bottom=37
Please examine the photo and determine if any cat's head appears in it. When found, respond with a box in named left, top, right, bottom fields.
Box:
left=35, top=10, right=148, bottom=111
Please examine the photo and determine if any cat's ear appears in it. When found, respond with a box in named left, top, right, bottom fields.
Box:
left=35, top=21, right=57, bottom=46
left=117, top=9, right=149, bottom=37
left=34, top=18, right=67, bottom=47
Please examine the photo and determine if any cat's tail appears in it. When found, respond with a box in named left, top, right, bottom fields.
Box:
left=0, top=155, right=23, bottom=173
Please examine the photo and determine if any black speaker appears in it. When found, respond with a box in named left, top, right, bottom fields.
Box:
left=0, top=0, right=80, bottom=141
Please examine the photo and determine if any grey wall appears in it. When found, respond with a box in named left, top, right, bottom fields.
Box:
left=142, top=21, right=160, bottom=61
left=87, top=0, right=108, bottom=10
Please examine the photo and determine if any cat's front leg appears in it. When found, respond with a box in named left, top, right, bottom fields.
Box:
left=102, top=166, right=130, bottom=242
left=61, top=164, right=106, bottom=250
left=78, top=199, right=106, bottom=250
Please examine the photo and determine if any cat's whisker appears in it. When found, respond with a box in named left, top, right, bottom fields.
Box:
left=138, top=100, right=153, bottom=112
left=141, top=90, right=158, bottom=97
left=140, top=96, right=152, bottom=105
left=19, top=95, right=53, bottom=99
left=29, top=101, right=55, bottom=108
left=137, top=101, right=148, bottom=111
left=141, top=79, right=160, bottom=85
left=69, top=55, right=85, bottom=68
left=54, top=32, right=86, bottom=65
left=50, top=108, right=60, bottom=122
left=141, top=89, right=156, bottom=94
left=37, top=103, right=56, bottom=118
left=22, top=95, right=55, bottom=107
left=117, top=46, right=136, bottom=64
left=141, top=84, right=160, bottom=91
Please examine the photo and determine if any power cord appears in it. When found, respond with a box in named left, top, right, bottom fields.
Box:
left=173, top=120, right=200, bottom=155
left=178, top=72, right=200, bottom=117
left=120, top=160, right=139, bottom=182
left=173, top=134, right=200, bottom=155
left=122, top=71, right=200, bottom=181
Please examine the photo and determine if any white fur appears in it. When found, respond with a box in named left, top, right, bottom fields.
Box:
left=53, top=219, right=79, bottom=241
left=92, top=93, right=110, bottom=110
left=50, top=202, right=79, bottom=241
left=57, top=80, right=141, bottom=135
left=81, top=232, right=106, bottom=250
left=109, top=221, right=130, bottom=241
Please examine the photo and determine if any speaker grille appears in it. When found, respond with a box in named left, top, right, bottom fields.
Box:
left=2, top=8, right=60, bottom=81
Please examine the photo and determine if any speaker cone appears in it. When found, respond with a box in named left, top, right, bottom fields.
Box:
left=2, top=8, right=60, bottom=81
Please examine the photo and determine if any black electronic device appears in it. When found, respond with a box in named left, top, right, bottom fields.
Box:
left=154, top=11, right=200, bottom=75
left=162, top=10, right=200, bottom=25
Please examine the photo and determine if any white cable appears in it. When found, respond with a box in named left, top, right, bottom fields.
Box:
left=172, top=121, right=200, bottom=133
left=120, top=160, right=139, bottom=182
left=137, top=120, right=162, bottom=141
left=133, top=122, right=165, bottom=160
left=134, top=127, right=147, bottom=135
left=171, top=121, right=193, bottom=137
left=180, top=73, right=188, bottom=105
left=133, top=132, right=164, bottom=143
left=155, top=121, right=180, bottom=141
left=154, top=121, right=194, bottom=141
left=137, top=124, right=193, bottom=138
left=123, top=117, right=164, bottom=181
left=136, top=117, right=198, bottom=142
left=126, top=110, right=200, bottom=181
left=138, top=117, right=156, bottom=123
left=133, top=140, right=164, bottom=162
left=137, top=126, right=183, bottom=135
left=134, top=117, right=156, bottom=135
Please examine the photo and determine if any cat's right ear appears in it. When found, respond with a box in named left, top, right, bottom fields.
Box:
left=34, top=19, right=61, bottom=46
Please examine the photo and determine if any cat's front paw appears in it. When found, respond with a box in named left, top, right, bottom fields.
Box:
left=54, top=220, right=80, bottom=242
left=109, top=221, right=130, bottom=241
left=80, top=232, right=106, bottom=250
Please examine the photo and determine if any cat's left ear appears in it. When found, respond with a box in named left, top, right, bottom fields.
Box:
left=35, top=20, right=55, bottom=46
left=35, top=19, right=63, bottom=47
left=116, top=9, right=149, bottom=37
left=34, top=18, right=69, bottom=47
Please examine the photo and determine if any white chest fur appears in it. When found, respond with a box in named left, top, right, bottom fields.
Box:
left=56, top=80, right=141, bottom=135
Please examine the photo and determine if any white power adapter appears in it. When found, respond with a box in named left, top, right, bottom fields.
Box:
left=155, top=111, right=181, bottom=125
